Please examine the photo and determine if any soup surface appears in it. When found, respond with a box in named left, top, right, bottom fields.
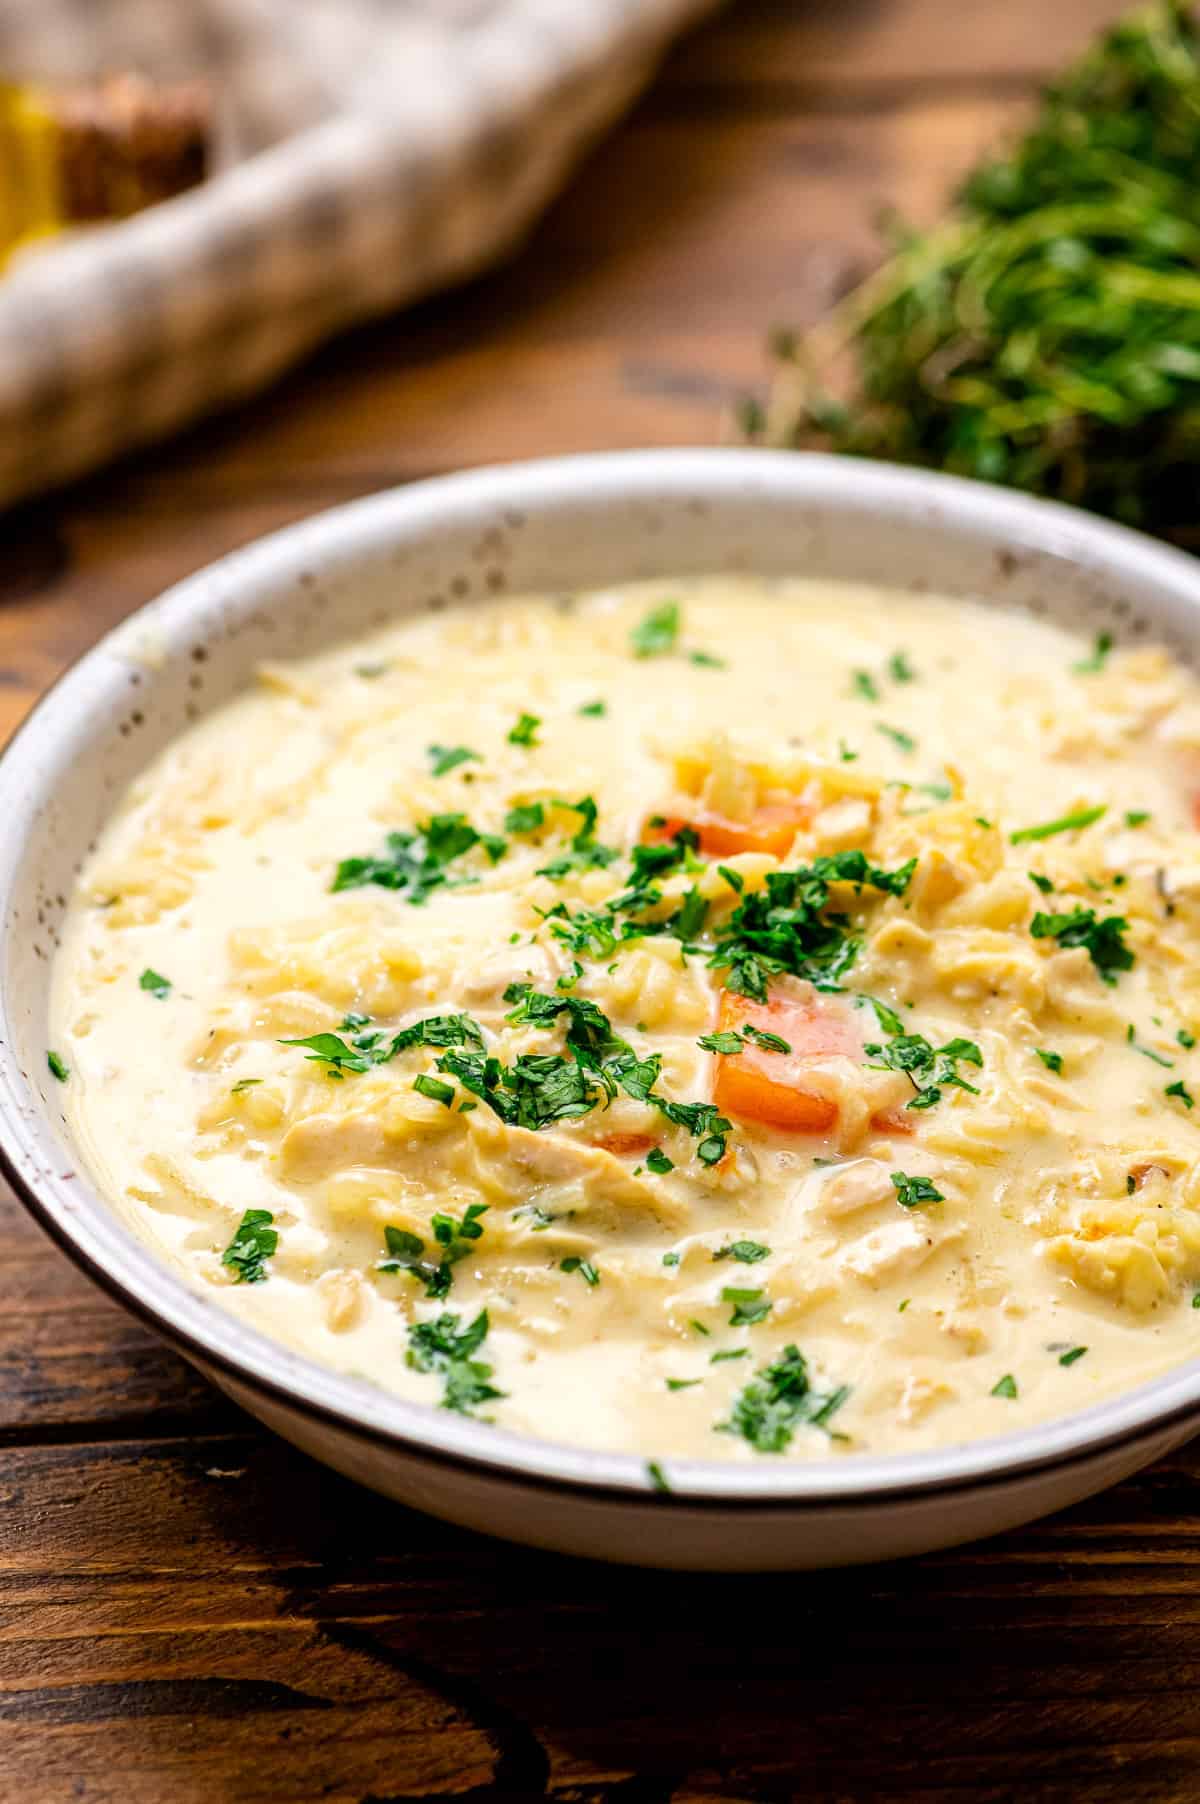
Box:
left=50, top=576, right=1200, bottom=1465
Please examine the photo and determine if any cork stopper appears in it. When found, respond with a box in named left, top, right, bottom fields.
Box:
left=49, top=73, right=210, bottom=221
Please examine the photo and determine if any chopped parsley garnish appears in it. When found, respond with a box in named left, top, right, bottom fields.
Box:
left=231, top=1077, right=261, bottom=1093
left=535, top=795, right=619, bottom=880
left=890, top=1171, right=945, bottom=1209
left=1030, top=907, right=1133, bottom=984
left=505, top=802, right=544, bottom=834
left=1035, top=1048, right=1064, bottom=1074
left=631, top=600, right=680, bottom=658
left=427, top=743, right=480, bottom=777
left=1073, top=631, right=1113, bottom=675
left=221, top=1208, right=277, bottom=1284
left=1167, top=1080, right=1195, bottom=1109
left=646, top=1460, right=671, bottom=1492
left=332, top=812, right=505, bottom=903
left=851, top=669, right=880, bottom=702
left=1010, top=804, right=1106, bottom=844
left=838, top=740, right=859, bottom=762
left=354, top=661, right=389, bottom=679
left=717, top=865, right=744, bottom=893
left=507, top=712, right=541, bottom=748
left=875, top=722, right=916, bottom=755
left=710, top=1347, right=749, bottom=1364
left=699, top=1023, right=793, bottom=1057
left=1125, top=810, right=1151, bottom=828
left=1179, top=1029, right=1197, bottom=1050
left=713, top=1240, right=770, bottom=1264
left=645, top=1147, right=674, bottom=1174
left=379, top=1203, right=488, bottom=1299
left=690, top=1318, right=711, bottom=1336
left=281, top=1011, right=484, bottom=1077
left=662, top=1250, right=681, bottom=1267
left=888, top=650, right=916, bottom=683
left=862, top=1000, right=982, bottom=1110
left=709, top=848, right=915, bottom=1001
left=1059, top=1346, right=1088, bottom=1367
left=46, top=1050, right=68, bottom=1083
left=1029, top=871, right=1054, bottom=894
left=413, top=1073, right=456, bottom=1106
left=407, top=1309, right=503, bottom=1414
left=139, top=967, right=171, bottom=999
left=690, top=649, right=725, bottom=669
left=1127, top=1027, right=1173, bottom=1068
left=991, top=1374, right=1018, bottom=1399
left=721, top=1344, right=848, bottom=1452
left=722, top=1286, right=771, bottom=1326
left=561, top=1255, right=600, bottom=1287
left=666, top=1377, right=701, bottom=1391
left=578, top=699, right=607, bottom=717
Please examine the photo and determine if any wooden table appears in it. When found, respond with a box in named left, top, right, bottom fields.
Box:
left=3, top=3, right=1197, bottom=1797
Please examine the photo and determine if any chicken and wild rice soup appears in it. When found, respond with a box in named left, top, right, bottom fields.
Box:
left=49, top=576, right=1200, bottom=1464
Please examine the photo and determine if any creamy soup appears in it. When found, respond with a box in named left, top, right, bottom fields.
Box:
left=49, top=576, right=1200, bottom=1466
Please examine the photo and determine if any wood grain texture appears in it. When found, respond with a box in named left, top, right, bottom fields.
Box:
left=0, top=2, right=1191, bottom=1798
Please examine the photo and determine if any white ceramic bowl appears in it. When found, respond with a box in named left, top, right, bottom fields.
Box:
left=4, top=449, right=1200, bottom=1570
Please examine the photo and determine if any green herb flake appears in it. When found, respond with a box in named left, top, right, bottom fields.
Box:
left=722, top=1286, right=771, bottom=1327
left=710, top=1347, right=749, bottom=1364
left=407, top=1309, right=503, bottom=1415
left=1073, top=633, right=1113, bottom=676
left=1010, top=805, right=1106, bottom=844
left=690, top=1318, right=711, bottom=1336
left=504, top=801, right=545, bottom=835
left=713, top=1240, right=770, bottom=1264
left=138, top=967, right=171, bottom=999
left=221, top=1208, right=277, bottom=1284
left=662, top=1250, right=681, bottom=1267
left=897, top=1298, right=910, bottom=1313
left=851, top=670, right=880, bottom=702
left=716, top=864, right=744, bottom=893
left=561, top=1255, right=600, bottom=1287
left=1035, top=1047, right=1064, bottom=1074
left=875, top=722, right=916, bottom=755
left=721, top=1344, right=848, bottom=1452
left=646, top=1459, right=671, bottom=1493
left=690, top=649, right=726, bottom=669
left=427, top=743, right=480, bottom=777
left=231, top=1077, right=261, bottom=1093
left=666, top=1377, right=701, bottom=1391
left=1125, top=810, right=1151, bottom=828
left=888, top=650, right=916, bottom=683
left=891, top=1171, right=945, bottom=1209
left=646, top=1147, right=674, bottom=1174
left=579, top=699, right=607, bottom=717
left=1167, top=1080, right=1195, bottom=1109
left=1059, top=1346, right=1088, bottom=1367
left=354, top=661, right=389, bottom=679
left=631, top=600, right=680, bottom=659
left=413, top=1073, right=456, bottom=1106
left=1030, top=907, right=1133, bottom=984
left=1029, top=871, right=1054, bottom=895
left=838, top=740, right=859, bottom=763
left=507, top=712, right=541, bottom=748
left=1178, top=1029, right=1197, bottom=1050
left=698, top=1029, right=745, bottom=1055
left=991, top=1374, right=1019, bottom=1399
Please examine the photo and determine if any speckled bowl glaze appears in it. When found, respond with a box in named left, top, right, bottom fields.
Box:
left=4, top=450, right=1200, bottom=1570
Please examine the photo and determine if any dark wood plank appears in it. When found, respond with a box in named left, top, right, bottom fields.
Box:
left=1, top=1433, right=1200, bottom=1801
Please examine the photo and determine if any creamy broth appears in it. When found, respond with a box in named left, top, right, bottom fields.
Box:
left=50, top=576, right=1200, bottom=1463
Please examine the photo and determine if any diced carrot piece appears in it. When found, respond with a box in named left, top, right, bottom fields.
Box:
left=712, top=989, right=851, bottom=1133
left=710, top=988, right=914, bottom=1136
left=592, top=1132, right=658, bottom=1158
left=644, top=798, right=811, bottom=860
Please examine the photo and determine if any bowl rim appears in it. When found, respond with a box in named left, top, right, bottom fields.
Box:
left=7, top=445, right=1200, bottom=1506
